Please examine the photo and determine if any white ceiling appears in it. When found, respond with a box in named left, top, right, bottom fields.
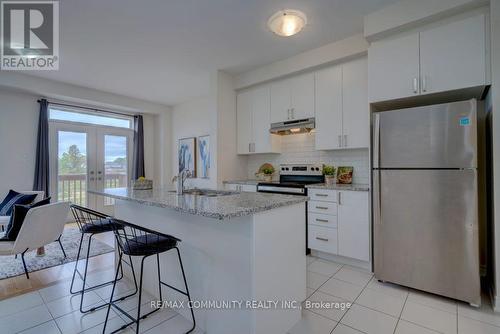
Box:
left=26, top=0, right=400, bottom=106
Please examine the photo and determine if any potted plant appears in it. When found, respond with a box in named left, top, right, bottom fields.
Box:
left=262, top=166, right=275, bottom=182
left=323, top=165, right=336, bottom=185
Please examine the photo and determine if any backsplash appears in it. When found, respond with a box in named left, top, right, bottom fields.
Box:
left=247, top=133, right=370, bottom=184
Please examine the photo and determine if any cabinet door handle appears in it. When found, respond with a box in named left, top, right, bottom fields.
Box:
left=315, top=193, right=328, bottom=197
left=316, top=218, right=329, bottom=223
left=287, top=109, right=290, bottom=120
left=315, top=206, right=329, bottom=210
left=422, top=75, right=427, bottom=92
left=413, top=77, right=419, bottom=94
left=338, top=135, right=342, bottom=147
left=291, top=108, right=295, bottom=119
left=343, top=135, right=347, bottom=147
left=316, top=237, right=329, bottom=242
left=338, top=192, right=342, bottom=205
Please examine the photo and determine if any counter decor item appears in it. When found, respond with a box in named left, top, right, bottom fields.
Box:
left=132, top=177, right=153, bottom=190
left=255, top=163, right=275, bottom=181
left=197, top=135, right=210, bottom=178
left=336, top=166, right=353, bottom=184
left=178, top=137, right=196, bottom=177
left=323, top=165, right=336, bottom=185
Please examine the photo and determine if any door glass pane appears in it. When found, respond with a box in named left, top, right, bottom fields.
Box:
left=104, top=135, right=128, bottom=206
left=57, top=131, right=87, bottom=206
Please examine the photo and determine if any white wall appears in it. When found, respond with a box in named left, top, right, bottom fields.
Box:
left=234, top=34, right=368, bottom=90
left=0, top=81, right=168, bottom=199
left=246, top=133, right=369, bottom=185
left=215, top=72, right=248, bottom=186
left=0, top=89, right=40, bottom=197
left=170, top=96, right=217, bottom=189
left=169, top=71, right=247, bottom=190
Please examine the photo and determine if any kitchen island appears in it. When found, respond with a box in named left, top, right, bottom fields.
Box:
left=90, top=187, right=307, bottom=334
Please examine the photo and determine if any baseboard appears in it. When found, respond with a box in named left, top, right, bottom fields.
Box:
left=311, top=250, right=371, bottom=272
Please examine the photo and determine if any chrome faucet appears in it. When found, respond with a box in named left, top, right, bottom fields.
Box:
left=172, top=170, right=192, bottom=195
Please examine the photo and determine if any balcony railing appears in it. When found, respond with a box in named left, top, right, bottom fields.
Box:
left=58, top=173, right=127, bottom=206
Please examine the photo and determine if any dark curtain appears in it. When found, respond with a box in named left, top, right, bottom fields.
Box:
left=132, top=115, right=145, bottom=179
left=33, top=99, right=50, bottom=198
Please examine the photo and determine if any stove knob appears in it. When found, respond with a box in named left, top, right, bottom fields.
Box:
left=310, top=167, right=314, bottom=171
left=316, top=167, right=320, bottom=171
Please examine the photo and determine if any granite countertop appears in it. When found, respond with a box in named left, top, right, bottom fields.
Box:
left=89, top=187, right=307, bottom=220
left=224, top=179, right=369, bottom=192
left=305, top=183, right=370, bottom=192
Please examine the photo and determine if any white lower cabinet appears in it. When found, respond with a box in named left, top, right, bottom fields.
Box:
left=337, top=191, right=369, bottom=262
left=308, top=189, right=369, bottom=262
left=308, top=225, right=338, bottom=254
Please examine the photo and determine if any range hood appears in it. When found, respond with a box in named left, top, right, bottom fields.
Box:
left=269, top=118, right=315, bottom=135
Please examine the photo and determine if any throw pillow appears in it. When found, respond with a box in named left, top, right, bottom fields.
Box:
left=0, top=190, right=38, bottom=216
left=1, top=197, right=51, bottom=241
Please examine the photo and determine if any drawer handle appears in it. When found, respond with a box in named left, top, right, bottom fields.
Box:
left=316, top=237, right=329, bottom=242
left=316, top=218, right=329, bottom=223
left=315, top=206, right=329, bottom=210
left=315, top=194, right=328, bottom=197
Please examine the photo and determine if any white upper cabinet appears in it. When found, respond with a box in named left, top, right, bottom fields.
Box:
left=368, top=33, right=420, bottom=102
left=315, top=65, right=342, bottom=150
left=342, top=57, right=369, bottom=149
left=252, top=86, right=278, bottom=153
left=290, top=73, right=315, bottom=120
left=419, top=14, right=486, bottom=95
left=315, top=57, right=369, bottom=150
left=368, top=13, right=487, bottom=103
left=236, top=85, right=280, bottom=155
left=236, top=89, right=253, bottom=154
left=270, top=80, right=291, bottom=123
left=270, top=73, right=315, bottom=123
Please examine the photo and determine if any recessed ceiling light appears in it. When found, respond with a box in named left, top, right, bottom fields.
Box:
left=267, top=9, right=307, bottom=37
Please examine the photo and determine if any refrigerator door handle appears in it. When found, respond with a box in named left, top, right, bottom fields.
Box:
left=373, top=170, right=382, bottom=226
left=373, top=113, right=380, bottom=168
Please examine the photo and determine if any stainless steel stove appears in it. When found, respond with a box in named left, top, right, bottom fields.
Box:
left=256, top=163, right=324, bottom=195
left=257, top=164, right=324, bottom=255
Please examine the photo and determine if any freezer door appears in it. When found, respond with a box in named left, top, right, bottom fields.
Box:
left=376, top=99, right=477, bottom=168
left=373, top=169, right=480, bottom=305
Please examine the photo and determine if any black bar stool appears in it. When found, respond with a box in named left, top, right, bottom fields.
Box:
left=70, top=204, right=138, bottom=313
left=103, top=218, right=196, bottom=334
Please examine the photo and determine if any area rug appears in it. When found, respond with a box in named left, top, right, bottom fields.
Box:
left=0, top=226, right=114, bottom=279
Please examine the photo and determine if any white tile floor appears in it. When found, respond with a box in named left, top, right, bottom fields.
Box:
left=0, top=269, right=198, bottom=334
left=290, top=256, right=500, bottom=334
left=1, top=256, right=500, bottom=334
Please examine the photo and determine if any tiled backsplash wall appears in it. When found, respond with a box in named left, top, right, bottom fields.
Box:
left=247, top=133, right=370, bottom=184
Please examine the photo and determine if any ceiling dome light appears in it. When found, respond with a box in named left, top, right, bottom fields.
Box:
left=267, top=10, right=307, bottom=37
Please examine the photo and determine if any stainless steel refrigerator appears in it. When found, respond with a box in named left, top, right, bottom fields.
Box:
left=372, top=99, right=481, bottom=306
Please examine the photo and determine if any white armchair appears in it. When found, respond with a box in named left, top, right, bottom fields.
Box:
left=0, top=191, right=45, bottom=231
left=0, top=201, right=70, bottom=278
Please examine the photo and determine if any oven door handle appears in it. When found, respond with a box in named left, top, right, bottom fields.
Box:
left=257, top=185, right=305, bottom=194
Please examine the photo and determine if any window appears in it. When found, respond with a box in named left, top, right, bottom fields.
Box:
left=49, top=108, right=132, bottom=129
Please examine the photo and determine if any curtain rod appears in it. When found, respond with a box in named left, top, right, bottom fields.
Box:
left=37, top=99, right=139, bottom=118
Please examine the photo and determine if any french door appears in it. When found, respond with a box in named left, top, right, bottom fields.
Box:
left=49, top=122, right=132, bottom=215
